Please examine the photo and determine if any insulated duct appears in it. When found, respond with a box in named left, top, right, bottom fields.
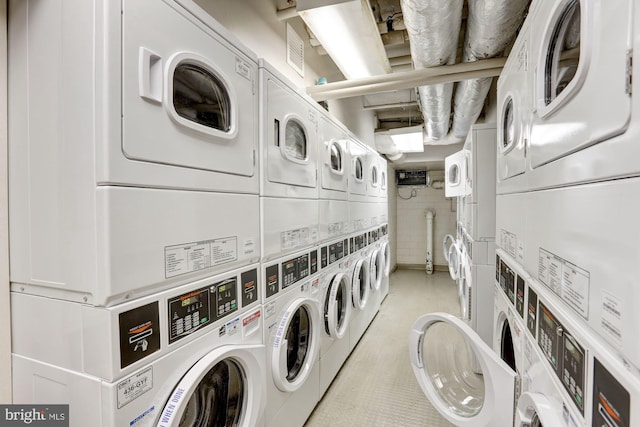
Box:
left=400, top=0, right=463, bottom=141
left=451, top=0, right=530, bottom=139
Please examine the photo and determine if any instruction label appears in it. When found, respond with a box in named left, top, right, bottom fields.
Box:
left=280, top=227, right=317, bottom=251
left=601, top=291, right=623, bottom=347
left=117, top=367, right=153, bottom=409
left=500, top=229, right=519, bottom=261
left=538, top=248, right=590, bottom=319
left=165, top=237, right=238, bottom=278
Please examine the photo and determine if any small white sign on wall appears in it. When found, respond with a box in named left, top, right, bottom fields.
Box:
left=286, top=23, right=304, bottom=77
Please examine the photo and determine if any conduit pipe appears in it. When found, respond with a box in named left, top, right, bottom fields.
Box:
left=400, top=0, right=463, bottom=141
left=451, top=0, right=530, bottom=138
left=307, top=57, right=505, bottom=101
left=426, top=210, right=435, bottom=274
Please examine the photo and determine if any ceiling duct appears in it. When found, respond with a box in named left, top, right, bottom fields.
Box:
left=451, top=0, right=530, bottom=139
left=400, top=0, right=463, bottom=141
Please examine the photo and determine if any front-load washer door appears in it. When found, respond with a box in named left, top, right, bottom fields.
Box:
left=351, top=258, right=370, bottom=311
left=271, top=298, right=320, bottom=392
left=459, top=258, right=472, bottom=323
left=409, top=313, right=518, bottom=427
left=324, top=273, right=352, bottom=339
left=369, top=249, right=383, bottom=292
left=319, top=117, right=349, bottom=195
left=515, top=392, right=565, bottom=427
left=444, top=151, right=466, bottom=197
left=123, top=0, right=257, bottom=178
left=381, top=241, right=391, bottom=277
left=156, top=345, right=264, bottom=427
left=530, top=0, right=632, bottom=169
left=264, top=75, right=318, bottom=190
left=447, top=242, right=463, bottom=281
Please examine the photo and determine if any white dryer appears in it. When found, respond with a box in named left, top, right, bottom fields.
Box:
left=8, top=0, right=261, bottom=306
left=496, top=1, right=537, bottom=196
left=348, top=138, right=369, bottom=203
left=261, top=247, right=321, bottom=427
left=12, top=264, right=265, bottom=426
left=444, top=149, right=468, bottom=198
left=259, top=60, right=320, bottom=261
left=318, top=237, right=352, bottom=397
left=526, top=0, right=638, bottom=190
left=347, top=231, right=373, bottom=352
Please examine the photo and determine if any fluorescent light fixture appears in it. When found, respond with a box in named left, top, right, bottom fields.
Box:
left=297, top=0, right=391, bottom=79
left=389, top=126, right=424, bottom=152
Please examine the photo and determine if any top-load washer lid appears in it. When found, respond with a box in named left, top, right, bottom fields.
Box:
left=324, top=273, right=352, bottom=339
left=409, top=313, right=518, bottom=427
left=351, top=257, right=370, bottom=311
left=156, top=345, right=264, bottom=427
left=515, top=392, right=564, bottom=427
left=271, top=297, right=320, bottom=393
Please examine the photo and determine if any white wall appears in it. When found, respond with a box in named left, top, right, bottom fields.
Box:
left=1, top=0, right=11, bottom=403
left=395, top=171, right=456, bottom=268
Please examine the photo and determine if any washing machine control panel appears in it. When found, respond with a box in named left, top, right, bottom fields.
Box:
left=380, top=224, right=388, bottom=236
left=527, top=287, right=538, bottom=338
left=369, top=229, right=379, bottom=243
left=538, top=301, right=586, bottom=414
left=592, top=358, right=630, bottom=427
left=282, top=253, right=310, bottom=289
left=328, top=240, right=346, bottom=265
left=499, top=260, right=516, bottom=305
left=168, top=273, right=246, bottom=344
left=168, top=285, right=212, bottom=344
left=350, top=233, right=367, bottom=254
left=516, top=276, right=525, bottom=318
left=496, top=254, right=501, bottom=282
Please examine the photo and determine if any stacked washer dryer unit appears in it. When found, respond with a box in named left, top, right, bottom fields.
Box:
left=457, top=124, right=497, bottom=348
left=377, top=158, right=392, bottom=304
left=498, top=0, right=640, bottom=424
left=347, top=138, right=377, bottom=351
left=443, top=149, right=468, bottom=288
left=258, top=59, right=322, bottom=427
left=316, top=109, right=353, bottom=397
left=9, top=1, right=267, bottom=426
left=365, top=147, right=387, bottom=314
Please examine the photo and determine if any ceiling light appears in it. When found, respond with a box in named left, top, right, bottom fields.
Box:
left=297, top=0, right=391, bottom=79
left=389, top=126, right=425, bottom=152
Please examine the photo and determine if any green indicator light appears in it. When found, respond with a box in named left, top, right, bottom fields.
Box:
left=201, top=317, right=208, bottom=323
left=219, top=285, right=226, bottom=292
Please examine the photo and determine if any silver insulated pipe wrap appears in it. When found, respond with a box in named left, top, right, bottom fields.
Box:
left=452, top=0, right=530, bottom=139
left=401, top=0, right=462, bottom=141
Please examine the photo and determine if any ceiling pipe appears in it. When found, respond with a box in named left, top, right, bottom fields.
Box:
left=451, top=0, right=530, bottom=139
left=307, top=59, right=505, bottom=100
left=363, top=101, right=417, bottom=110
left=400, top=0, right=463, bottom=141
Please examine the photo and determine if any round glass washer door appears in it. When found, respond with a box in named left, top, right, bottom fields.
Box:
left=271, top=298, right=320, bottom=393
left=156, top=346, right=264, bottom=427
left=369, top=249, right=383, bottom=291
left=409, top=312, right=518, bottom=427
left=381, top=241, right=391, bottom=276
left=324, top=273, right=352, bottom=339
left=351, top=258, right=370, bottom=310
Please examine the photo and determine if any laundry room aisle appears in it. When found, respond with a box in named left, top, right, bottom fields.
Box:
left=305, top=270, right=457, bottom=427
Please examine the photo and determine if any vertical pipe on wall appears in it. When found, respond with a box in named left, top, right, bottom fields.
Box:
left=425, top=210, right=435, bottom=274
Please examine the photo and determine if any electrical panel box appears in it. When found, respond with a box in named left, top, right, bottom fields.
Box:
left=396, top=170, right=429, bottom=187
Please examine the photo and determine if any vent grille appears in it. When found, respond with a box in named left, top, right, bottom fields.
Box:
left=287, top=23, right=304, bottom=77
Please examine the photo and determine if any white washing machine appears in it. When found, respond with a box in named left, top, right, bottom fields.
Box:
left=458, top=236, right=495, bottom=347
left=444, top=149, right=468, bottom=198
left=522, top=265, right=640, bottom=427
left=12, top=264, right=265, bottom=426
left=522, top=177, right=640, bottom=373
left=347, top=231, right=372, bottom=352
left=8, top=0, right=261, bottom=306
left=378, top=223, right=391, bottom=302
left=318, top=237, right=353, bottom=397
left=348, top=138, right=369, bottom=203
left=261, top=247, right=321, bottom=427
